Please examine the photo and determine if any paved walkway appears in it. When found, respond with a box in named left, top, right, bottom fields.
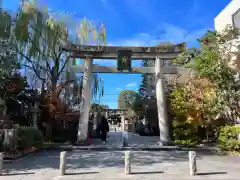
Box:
left=53, top=129, right=214, bottom=151
left=82, top=130, right=211, bottom=151
left=88, top=128, right=161, bottom=149
left=1, top=150, right=240, bottom=180
left=1, top=130, right=238, bottom=179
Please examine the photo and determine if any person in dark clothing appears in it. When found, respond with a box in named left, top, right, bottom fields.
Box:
left=100, top=116, right=109, bottom=143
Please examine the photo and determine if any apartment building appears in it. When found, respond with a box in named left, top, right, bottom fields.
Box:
left=214, top=0, right=240, bottom=31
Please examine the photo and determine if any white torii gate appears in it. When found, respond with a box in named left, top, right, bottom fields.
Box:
left=60, top=41, right=186, bottom=145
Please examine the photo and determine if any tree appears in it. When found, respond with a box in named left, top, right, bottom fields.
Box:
left=118, top=90, right=137, bottom=109
left=170, top=26, right=240, bottom=143
left=139, top=60, right=154, bottom=97
left=90, top=103, right=109, bottom=114
left=1, top=1, right=106, bottom=94
left=189, top=27, right=239, bottom=120
left=0, top=8, right=23, bottom=119
left=16, top=2, right=105, bottom=93
left=1, top=1, right=106, bottom=140
left=174, top=48, right=200, bottom=64
left=118, top=90, right=143, bottom=118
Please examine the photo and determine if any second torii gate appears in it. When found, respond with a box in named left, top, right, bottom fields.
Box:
left=60, top=41, right=186, bottom=146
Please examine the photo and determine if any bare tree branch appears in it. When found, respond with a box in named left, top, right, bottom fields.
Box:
left=23, top=64, right=45, bottom=81
left=57, top=54, right=69, bottom=78
left=55, top=51, right=63, bottom=72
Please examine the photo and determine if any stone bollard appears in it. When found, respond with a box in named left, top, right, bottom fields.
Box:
left=125, top=151, right=132, bottom=175
left=189, top=151, right=197, bottom=176
left=122, top=132, right=128, bottom=147
left=0, top=153, right=3, bottom=175
left=3, top=129, right=16, bottom=150
left=60, top=151, right=67, bottom=175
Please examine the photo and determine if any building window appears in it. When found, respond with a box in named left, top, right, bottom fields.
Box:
left=233, top=8, right=240, bottom=28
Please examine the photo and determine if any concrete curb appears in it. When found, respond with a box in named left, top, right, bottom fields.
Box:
left=42, top=145, right=218, bottom=152
left=3, top=149, right=42, bottom=164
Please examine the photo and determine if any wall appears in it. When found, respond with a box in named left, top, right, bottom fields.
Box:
left=214, top=0, right=240, bottom=31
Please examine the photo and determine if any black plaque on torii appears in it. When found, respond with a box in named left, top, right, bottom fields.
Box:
left=117, top=50, right=132, bottom=72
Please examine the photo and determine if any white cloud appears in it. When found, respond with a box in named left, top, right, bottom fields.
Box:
left=126, top=82, right=137, bottom=88
left=110, top=33, right=158, bottom=46
left=90, top=24, right=208, bottom=66
left=158, top=24, right=207, bottom=46
left=115, top=87, right=122, bottom=91
left=110, top=23, right=208, bottom=48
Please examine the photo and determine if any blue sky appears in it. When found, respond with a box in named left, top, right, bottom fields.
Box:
left=3, top=0, right=231, bottom=108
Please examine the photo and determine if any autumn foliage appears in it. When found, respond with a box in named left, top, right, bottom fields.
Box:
left=170, top=27, right=240, bottom=145
left=171, top=75, right=217, bottom=125
left=39, top=81, right=79, bottom=140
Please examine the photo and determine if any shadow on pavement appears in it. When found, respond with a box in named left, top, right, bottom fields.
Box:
left=197, top=172, right=227, bottom=176
left=2, top=172, right=35, bottom=176
left=2, top=132, right=239, bottom=176
left=131, top=170, right=163, bottom=175
left=65, top=171, right=99, bottom=175
left=3, top=149, right=230, bottom=173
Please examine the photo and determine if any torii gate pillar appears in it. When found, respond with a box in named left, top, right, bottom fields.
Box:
left=155, top=56, right=171, bottom=145
left=77, top=57, right=93, bottom=142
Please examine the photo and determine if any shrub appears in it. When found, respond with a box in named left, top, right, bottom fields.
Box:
left=174, top=139, right=198, bottom=147
left=172, top=119, right=201, bottom=143
left=17, top=126, right=43, bottom=150
left=218, top=125, right=240, bottom=152
left=169, top=86, right=209, bottom=145
left=218, top=125, right=240, bottom=141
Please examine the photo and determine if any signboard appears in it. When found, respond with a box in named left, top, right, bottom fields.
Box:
left=117, top=50, right=132, bottom=71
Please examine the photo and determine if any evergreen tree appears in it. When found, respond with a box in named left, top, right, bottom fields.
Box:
left=139, top=60, right=155, bottom=97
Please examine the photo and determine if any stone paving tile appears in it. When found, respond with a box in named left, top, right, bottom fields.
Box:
left=1, top=150, right=240, bottom=180
left=1, top=132, right=240, bottom=180
left=62, top=150, right=240, bottom=180
left=83, top=130, right=159, bottom=148
left=67, top=131, right=216, bottom=152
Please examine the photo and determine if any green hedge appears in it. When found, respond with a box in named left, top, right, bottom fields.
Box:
left=17, top=126, right=43, bottom=150
left=217, top=125, right=240, bottom=152
left=174, top=139, right=198, bottom=147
